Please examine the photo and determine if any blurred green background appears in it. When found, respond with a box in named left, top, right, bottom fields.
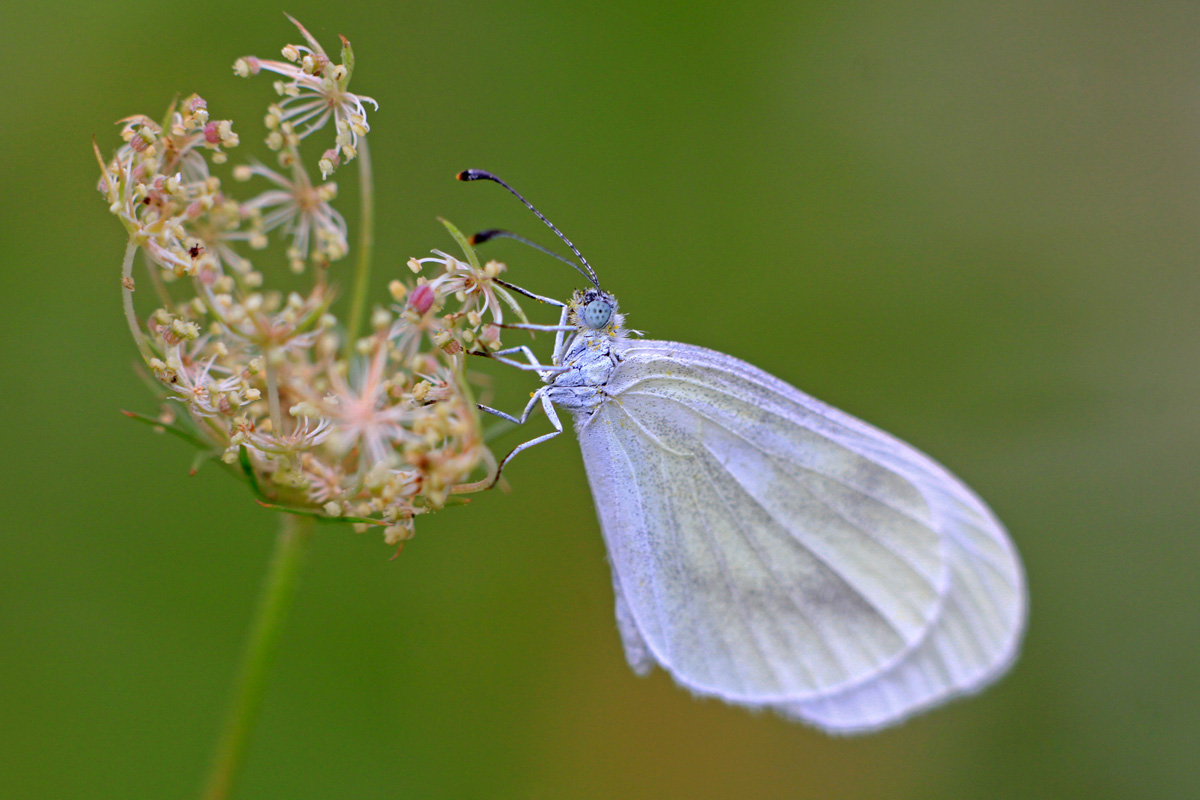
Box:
left=3, top=1, right=1197, bottom=798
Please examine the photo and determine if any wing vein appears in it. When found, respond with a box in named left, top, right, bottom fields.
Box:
left=657, top=440, right=748, bottom=694
left=701, top=437, right=913, bottom=647
left=610, top=399, right=692, bottom=457
left=935, top=508, right=1021, bottom=583
left=617, top=371, right=884, bottom=450
left=618, top=387, right=933, bottom=531
left=696, top=453, right=839, bottom=689
left=790, top=474, right=937, bottom=627
left=604, top=409, right=675, bottom=663
left=622, top=389, right=942, bottom=585
left=685, top=461, right=790, bottom=694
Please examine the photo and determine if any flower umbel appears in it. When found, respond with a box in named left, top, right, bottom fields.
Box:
left=234, top=14, right=376, bottom=179
left=98, top=19, right=519, bottom=548
left=234, top=145, right=349, bottom=274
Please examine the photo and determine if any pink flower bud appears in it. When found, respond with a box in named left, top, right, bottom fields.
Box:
left=203, top=122, right=221, bottom=144
left=408, top=284, right=435, bottom=314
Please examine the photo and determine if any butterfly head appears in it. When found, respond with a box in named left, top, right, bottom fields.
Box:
left=571, top=288, right=622, bottom=335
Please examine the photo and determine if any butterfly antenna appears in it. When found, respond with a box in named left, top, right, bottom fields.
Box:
left=470, top=228, right=595, bottom=283
left=457, top=169, right=601, bottom=289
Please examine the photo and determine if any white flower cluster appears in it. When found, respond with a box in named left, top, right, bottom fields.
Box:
left=97, top=19, right=522, bottom=548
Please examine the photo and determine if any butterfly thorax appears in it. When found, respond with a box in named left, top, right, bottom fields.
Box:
left=544, top=289, right=624, bottom=412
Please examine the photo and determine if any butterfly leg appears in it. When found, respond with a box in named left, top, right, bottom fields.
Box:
left=488, top=345, right=570, bottom=376
left=497, top=322, right=576, bottom=333
left=495, top=279, right=567, bottom=309
left=486, top=279, right=575, bottom=367
left=479, top=305, right=574, bottom=368
left=477, top=389, right=563, bottom=488
left=549, top=303, right=573, bottom=365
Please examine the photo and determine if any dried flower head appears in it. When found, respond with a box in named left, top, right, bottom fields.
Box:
left=98, top=20, right=519, bottom=549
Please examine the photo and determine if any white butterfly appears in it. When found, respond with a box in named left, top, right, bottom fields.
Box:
left=461, top=170, right=1026, bottom=734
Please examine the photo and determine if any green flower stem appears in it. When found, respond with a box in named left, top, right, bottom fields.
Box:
left=342, top=137, right=375, bottom=360
left=121, top=240, right=153, bottom=363
left=263, top=354, right=282, bottom=435
left=201, top=513, right=315, bottom=800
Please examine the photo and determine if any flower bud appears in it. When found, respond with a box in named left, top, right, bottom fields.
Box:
left=408, top=283, right=435, bottom=314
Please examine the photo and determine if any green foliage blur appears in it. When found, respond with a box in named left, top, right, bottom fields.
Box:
left=3, top=2, right=1197, bottom=798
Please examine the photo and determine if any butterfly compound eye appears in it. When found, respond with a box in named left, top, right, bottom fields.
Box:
left=582, top=298, right=613, bottom=329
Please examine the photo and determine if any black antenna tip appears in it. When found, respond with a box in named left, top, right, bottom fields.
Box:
left=469, top=229, right=504, bottom=245
left=454, top=169, right=603, bottom=289
left=457, top=169, right=491, bottom=182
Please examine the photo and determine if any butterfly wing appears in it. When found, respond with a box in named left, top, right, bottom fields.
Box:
left=775, top=463, right=1025, bottom=731
left=576, top=339, right=1025, bottom=732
